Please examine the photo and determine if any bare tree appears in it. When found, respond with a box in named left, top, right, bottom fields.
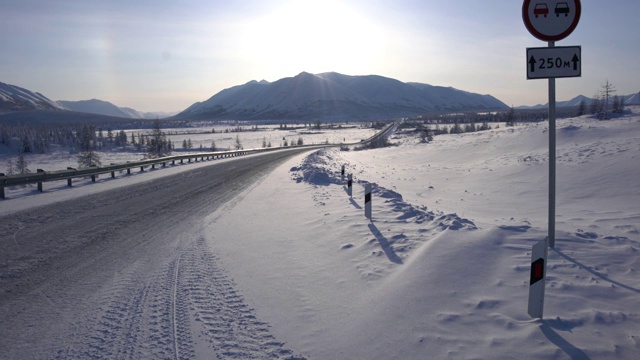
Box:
left=577, top=99, right=586, bottom=116
left=600, top=80, right=616, bottom=119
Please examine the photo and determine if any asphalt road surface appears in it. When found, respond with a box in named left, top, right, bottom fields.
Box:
left=0, top=148, right=313, bottom=359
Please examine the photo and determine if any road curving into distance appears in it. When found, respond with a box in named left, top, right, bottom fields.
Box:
left=0, top=147, right=315, bottom=359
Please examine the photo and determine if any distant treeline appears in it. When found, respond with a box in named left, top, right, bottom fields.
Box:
left=407, top=106, right=582, bottom=125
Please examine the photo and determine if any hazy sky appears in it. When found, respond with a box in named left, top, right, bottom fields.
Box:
left=1, top=0, right=639, bottom=112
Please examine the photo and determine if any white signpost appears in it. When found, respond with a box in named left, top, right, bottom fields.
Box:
left=522, top=0, right=581, bottom=319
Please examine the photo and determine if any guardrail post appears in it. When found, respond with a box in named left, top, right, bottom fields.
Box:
left=152, top=164, right=156, bottom=169
left=90, top=165, right=97, bottom=182
left=140, top=165, right=145, bottom=172
left=0, top=173, right=5, bottom=199
left=173, top=159, right=176, bottom=165
left=188, top=158, right=191, bottom=163
left=37, top=169, right=45, bottom=192
left=163, top=161, right=167, bottom=167
left=110, top=164, right=116, bottom=178
left=67, top=167, right=75, bottom=186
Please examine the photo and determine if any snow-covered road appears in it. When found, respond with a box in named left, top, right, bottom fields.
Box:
left=0, top=148, right=311, bottom=359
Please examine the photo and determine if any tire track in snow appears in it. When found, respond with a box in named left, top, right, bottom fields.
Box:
left=172, top=256, right=182, bottom=360
left=181, top=237, right=305, bottom=359
left=56, top=237, right=304, bottom=359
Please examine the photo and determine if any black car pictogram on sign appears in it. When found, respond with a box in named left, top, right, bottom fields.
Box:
left=555, top=2, right=570, bottom=17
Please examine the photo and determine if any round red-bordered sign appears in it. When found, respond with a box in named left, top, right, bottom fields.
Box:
left=522, top=0, right=581, bottom=42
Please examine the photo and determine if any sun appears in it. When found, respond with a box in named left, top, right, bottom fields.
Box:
left=241, top=1, right=385, bottom=77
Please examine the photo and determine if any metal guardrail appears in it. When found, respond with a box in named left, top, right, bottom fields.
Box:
left=0, top=122, right=398, bottom=199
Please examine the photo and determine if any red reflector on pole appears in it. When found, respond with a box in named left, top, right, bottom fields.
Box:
left=530, top=258, right=545, bottom=285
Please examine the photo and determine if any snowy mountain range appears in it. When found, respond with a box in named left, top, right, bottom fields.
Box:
left=4, top=77, right=637, bottom=122
left=0, top=82, right=65, bottom=112
left=175, top=72, right=510, bottom=120
left=57, top=99, right=175, bottom=119
left=57, top=99, right=145, bottom=119
left=517, top=93, right=640, bottom=110
left=0, top=81, right=174, bottom=119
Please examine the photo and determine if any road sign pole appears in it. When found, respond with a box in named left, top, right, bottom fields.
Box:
left=523, top=0, right=581, bottom=319
left=548, top=41, right=556, bottom=249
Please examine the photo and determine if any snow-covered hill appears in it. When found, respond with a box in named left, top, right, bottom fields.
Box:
left=57, top=99, right=144, bottom=119
left=57, top=99, right=175, bottom=119
left=0, top=82, right=65, bottom=113
left=175, top=72, right=509, bottom=121
left=518, top=93, right=640, bottom=109
left=0, top=82, right=175, bottom=119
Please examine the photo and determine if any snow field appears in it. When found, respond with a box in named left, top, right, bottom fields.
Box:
left=205, top=109, right=640, bottom=359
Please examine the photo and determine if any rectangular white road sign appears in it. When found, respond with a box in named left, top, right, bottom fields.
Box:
left=527, top=46, right=581, bottom=79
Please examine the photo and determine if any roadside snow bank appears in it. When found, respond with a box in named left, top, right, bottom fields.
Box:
left=205, top=111, right=640, bottom=359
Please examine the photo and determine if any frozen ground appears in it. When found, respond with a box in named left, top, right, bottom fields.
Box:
left=1, top=108, right=639, bottom=359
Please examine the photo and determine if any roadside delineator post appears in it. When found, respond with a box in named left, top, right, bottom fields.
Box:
left=527, top=237, right=548, bottom=319
left=347, top=174, right=353, bottom=198
left=341, top=165, right=345, bottom=181
left=364, top=183, right=372, bottom=220
left=0, top=173, right=5, bottom=199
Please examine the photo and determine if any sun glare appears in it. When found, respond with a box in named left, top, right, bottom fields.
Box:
left=241, top=1, right=385, bottom=77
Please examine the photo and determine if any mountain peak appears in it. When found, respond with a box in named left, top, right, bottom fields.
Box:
left=175, top=72, right=509, bottom=121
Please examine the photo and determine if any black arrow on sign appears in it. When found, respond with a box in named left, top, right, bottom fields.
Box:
left=529, top=56, right=537, bottom=73
left=571, top=54, right=580, bottom=71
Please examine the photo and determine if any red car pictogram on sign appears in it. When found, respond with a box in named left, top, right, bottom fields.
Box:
left=534, top=3, right=549, bottom=18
